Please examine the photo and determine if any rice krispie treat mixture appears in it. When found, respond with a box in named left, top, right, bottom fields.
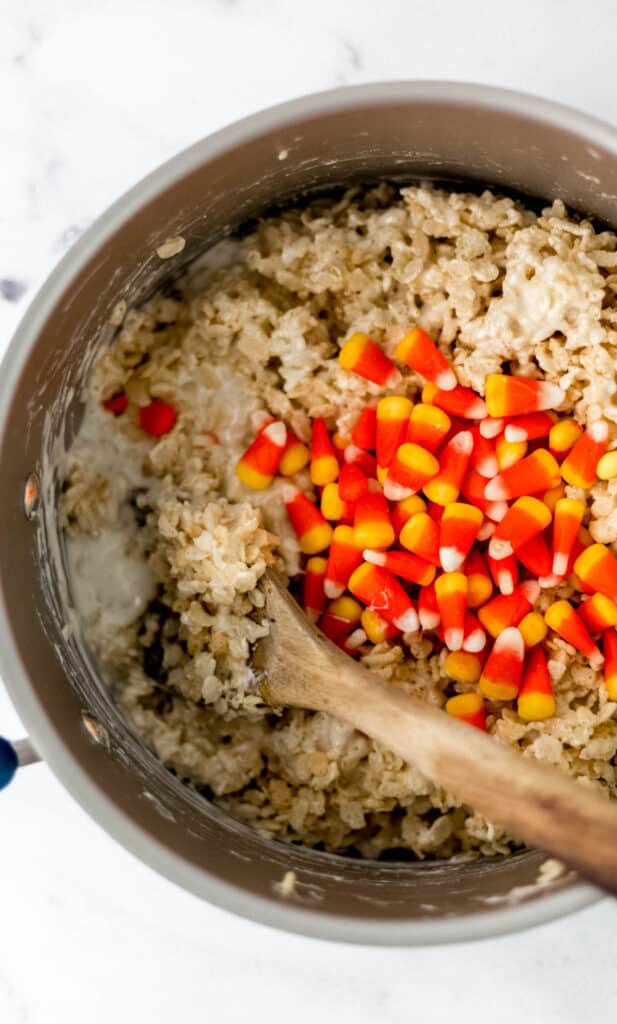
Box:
left=63, top=184, right=617, bottom=860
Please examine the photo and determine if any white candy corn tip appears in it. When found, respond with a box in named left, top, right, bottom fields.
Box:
left=463, top=630, right=486, bottom=653
left=396, top=608, right=419, bottom=633
left=436, top=368, right=458, bottom=391
left=520, top=580, right=541, bottom=603
left=588, top=420, right=609, bottom=443
left=476, top=454, right=499, bottom=478
left=383, top=479, right=414, bottom=502
left=552, top=553, right=569, bottom=577
left=488, top=537, right=513, bottom=561
left=439, top=546, right=464, bottom=572
left=484, top=476, right=507, bottom=502
left=476, top=520, right=495, bottom=541
left=453, top=430, right=474, bottom=455
left=539, top=574, right=561, bottom=589
left=363, top=550, right=386, bottom=566
left=445, top=628, right=464, bottom=651
left=323, top=580, right=344, bottom=599
left=486, top=501, right=508, bottom=522
left=467, top=398, right=488, bottom=420
left=538, top=382, right=565, bottom=410
left=419, top=611, right=440, bottom=629
left=497, top=572, right=515, bottom=595
left=385, top=368, right=403, bottom=389
left=281, top=483, right=300, bottom=504
left=494, top=626, right=525, bottom=657
left=344, top=628, right=367, bottom=651
left=343, top=444, right=363, bottom=464
left=479, top=417, right=504, bottom=439
left=589, top=648, right=605, bottom=670
left=504, top=424, right=527, bottom=443
left=263, top=420, right=287, bottom=447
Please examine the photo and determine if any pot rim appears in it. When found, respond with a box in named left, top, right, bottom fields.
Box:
left=0, top=80, right=609, bottom=945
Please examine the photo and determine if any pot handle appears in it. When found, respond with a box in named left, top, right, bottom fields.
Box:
left=0, top=736, right=41, bottom=789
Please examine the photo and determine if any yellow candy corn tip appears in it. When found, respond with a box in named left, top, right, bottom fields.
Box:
left=435, top=572, right=467, bottom=597
left=444, top=653, right=483, bottom=685
left=377, top=396, right=413, bottom=419
left=354, top=524, right=395, bottom=550
left=573, top=543, right=608, bottom=579
left=597, top=451, right=617, bottom=480
left=235, top=463, right=273, bottom=490
left=299, top=523, right=333, bottom=555
left=479, top=678, right=519, bottom=701
left=422, top=382, right=438, bottom=403
left=544, top=600, right=572, bottom=630
left=517, top=693, right=556, bottom=722
left=327, top=596, right=362, bottom=622
left=338, top=333, right=370, bottom=369
left=549, top=419, right=582, bottom=452
left=376, top=465, right=388, bottom=486
left=279, top=445, right=310, bottom=476
left=310, top=456, right=339, bottom=487
left=519, top=612, right=548, bottom=647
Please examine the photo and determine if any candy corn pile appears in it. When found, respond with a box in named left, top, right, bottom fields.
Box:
left=238, top=328, right=617, bottom=729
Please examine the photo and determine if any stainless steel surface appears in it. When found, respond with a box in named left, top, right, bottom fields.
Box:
left=0, top=82, right=611, bottom=944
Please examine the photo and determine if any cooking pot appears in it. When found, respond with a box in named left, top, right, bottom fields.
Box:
left=0, top=82, right=611, bottom=944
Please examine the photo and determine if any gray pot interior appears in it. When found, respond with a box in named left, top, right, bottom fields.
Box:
left=0, top=83, right=610, bottom=943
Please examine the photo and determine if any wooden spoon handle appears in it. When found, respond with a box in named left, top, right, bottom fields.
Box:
left=263, top=645, right=616, bottom=893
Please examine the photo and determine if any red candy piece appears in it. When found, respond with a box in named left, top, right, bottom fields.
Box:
left=139, top=400, right=177, bottom=437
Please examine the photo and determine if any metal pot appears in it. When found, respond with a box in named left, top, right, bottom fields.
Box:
left=0, top=82, right=612, bottom=945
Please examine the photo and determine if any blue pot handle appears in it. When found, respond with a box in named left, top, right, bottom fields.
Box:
left=0, top=736, right=41, bottom=789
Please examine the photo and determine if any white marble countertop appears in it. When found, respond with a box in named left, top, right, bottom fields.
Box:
left=2, top=0, right=617, bottom=1019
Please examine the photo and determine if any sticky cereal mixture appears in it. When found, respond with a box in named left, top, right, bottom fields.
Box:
left=63, top=185, right=617, bottom=860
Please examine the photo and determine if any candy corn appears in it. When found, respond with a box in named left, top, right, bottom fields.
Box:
left=463, top=611, right=487, bottom=653
left=391, top=495, right=426, bottom=536
left=549, top=418, right=583, bottom=459
left=561, top=420, right=608, bottom=488
left=479, top=627, right=525, bottom=701
left=338, top=462, right=368, bottom=502
left=423, top=431, right=473, bottom=505
left=516, top=533, right=555, bottom=585
left=480, top=417, right=507, bottom=439
left=321, top=482, right=355, bottom=521
left=478, top=581, right=539, bottom=638
left=504, top=412, right=554, bottom=443
left=236, top=420, right=287, bottom=489
left=484, top=449, right=560, bottom=501
left=376, top=396, right=413, bottom=469
left=544, top=600, right=604, bottom=668
left=339, top=332, right=401, bottom=388
left=439, top=502, right=483, bottom=572
left=573, top=543, right=617, bottom=602
left=319, top=596, right=363, bottom=642
left=395, top=327, right=457, bottom=390
left=418, top=584, right=440, bottom=630
left=487, top=551, right=519, bottom=595
left=422, top=382, right=487, bottom=420
left=383, top=442, right=439, bottom=501
left=470, top=427, right=498, bottom=478
left=353, top=493, right=395, bottom=550
left=488, top=496, right=552, bottom=561
left=279, top=429, right=310, bottom=476
left=485, top=374, right=564, bottom=418
left=343, top=444, right=377, bottom=478
left=445, top=691, right=487, bottom=729
left=360, top=608, right=401, bottom=645
left=302, top=556, right=327, bottom=622
left=551, top=498, right=585, bottom=576
left=310, top=418, right=339, bottom=486
left=348, top=562, right=419, bottom=632
left=518, top=611, right=548, bottom=648
left=465, top=550, right=493, bottom=609
left=517, top=647, right=555, bottom=721
left=495, top=435, right=527, bottom=471
left=476, top=519, right=495, bottom=541
left=602, top=629, right=617, bottom=699
left=283, top=485, right=333, bottom=554
left=542, top=483, right=566, bottom=512
left=435, top=572, right=468, bottom=651
left=363, top=549, right=436, bottom=587
left=399, top=512, right=440, bottom=566
left=337, top=628, right=367, bottom=656
left=407, top=404, right=451, bottom=452
left=596, top=451, right=617, bottom=480
left=579, top=594, right=617, bottom=633
left=427, top=501, right=445, bottom=523
left=351, top=404, right=377, bottom=450
left=444, top=654, right=483, bottom=686
left=323, top=525, right=364, bottom=598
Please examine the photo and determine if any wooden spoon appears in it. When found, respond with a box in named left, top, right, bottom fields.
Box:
left=256, top=570, right=617, bottom=895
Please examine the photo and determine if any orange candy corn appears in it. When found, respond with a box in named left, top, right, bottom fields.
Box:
left=407, top=404, right=451, bottom=452
left=363, top=549, right=436, bottom=587
left=479, top=627, right=525, bottom=701
left=465, top=550, right=493, bottom=609
left=351, top=404, right=377, bottom=450
left=418, top=583, right=440, bottom=630
left=504, top=412, right=554, bottom=443
left=376, top=396, right=413, bottom=469
left=236, top=420, right=287, bottom=489
left=470, top=427, right=498, bottom=478
left=561, top=420, right=608, bottom=489
left=353, top=492, right=395, bottom=550
left=463, top=610, right=487, bottom=653
left=479, top=416, right=507, bottom=439
left=515, top=533, right=556, bottom=586
left=319, top=596, right=363, bottom=642
left=323, top=525, right=364, bottom=598
left=391, top=495, right=426, bottom=536
left=495, top=436, right=527, bottom=471
left=460, top=468, right=507, bottom=521
left=444, top=654, right=484, bottom=688
left=395, top=327, right=457, bottom=390
left=283, top=485, right=333, bottom=554
left=518, top=611, right=548, bottom=648
left=573, top=543, right=617, bottom=602
left=439, top=502, right=483, bottom=572
left=445, top=692, right=487, bottom=730
left=423, top=430, right=474, bottom=505
left=422, top=382, right=487, bottom=420
left=484, top=449, right=560, bottom=501
left=302, top=556, right=328, bottom=622
left=278, top=429, right=310, bottom=476
left=435, top=572, right=468, bottom=651
left=549, top=418, right=583, bottom=459
left=427, top=501, right=445, bottom=522
left=339, top=332, right=401, bottom=388
left=551, top=497, right=585, bottom=577
left=338, top=462, right=368, bottom=502
left=487, top=551, right=519, bottom=596
left=478, top=580, right=539, bottom=638
left=579, top=593, right=617, bottom=633
left=320, top=482, right=355, bottom=521
left=361, top=608, right=401, bottom=644
left=544, top=600, right=604, bottom=668
left=383, top=442, right=439, bottom=501
left=602, top=629, right=617, bottom=699
left=310, top=418, right=339, bottom=486
left=399, top=512, right=440, bottom=566
left=488, top=496, right=552, bottom=561
left=484, top=374, right=564, bottom=418
left=517, top=646, right=555, bottom=721
left=348, top=562, right=419, bottom=632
